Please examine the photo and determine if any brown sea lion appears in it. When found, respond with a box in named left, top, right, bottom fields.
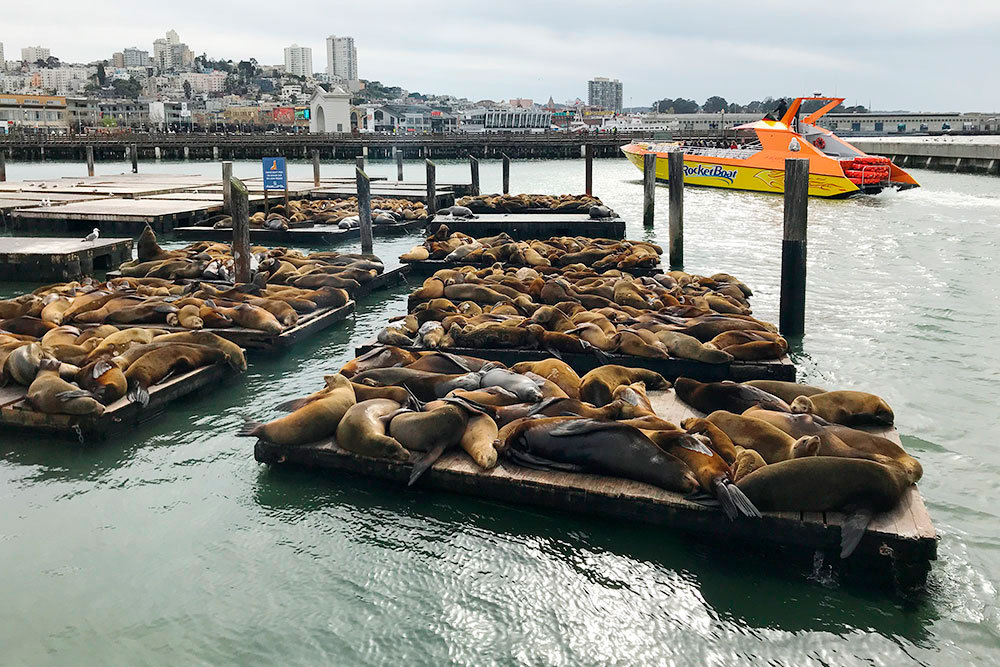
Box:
left=146, top=331, right=247, bottom=371
left=75, top=359, right=127, bottom=404
left=239, top=374, right=356, bottom=445
left=732, top=447, right=767, bottom=482
left=351, top=367, right=480, bottom=402
left=674, top=378, right=790, bottom=415
left=612, top=381, right=655, bottom=417
left=125, top=344, right=226, bottom=406
left=742, top=407, right=893, bottom=466
left=335, top=399, right=410, bottom=460
left=579, top=365, right=669, bottom=407
left=26, top=358, right=104, bottom=415
left=510, top=359, right=581, bottom=399
left=742, top=380, right=826, bottom=404
left=341, top=346, right=421, bottom=378
left=705, top=410, right=820, bottom=464
left=681, top=417, right=739, bottom=464
left=790, top=391, right=894, bottom=427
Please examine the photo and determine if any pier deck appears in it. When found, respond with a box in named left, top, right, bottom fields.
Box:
left=254, top=387, right=936, bottom=593
left=438, top=213, right=625, bottom=240
left=0, top=236, right=133, bottom=281
left=172, top=220, right=423, bottom=244
left=10, top=198, right=230, bottom=234
left=0, top=362, right=233, bottom=440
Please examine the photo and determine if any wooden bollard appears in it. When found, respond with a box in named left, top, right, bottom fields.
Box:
left=469, top=155, right=480, bottom=196
left=130, top=144, right=138, bottom=173
left=585, top=144, right=594, bottom=196
left=502, top=154, right=511, bottom=194
left=426, top=159, right=437, bottom=214
left=356, top=155, right=365, bottom=172
left=357, top=167, right=374, bottom=255
left=668, top=150, right=684, bottom=268
left=780, top=158, right=809, bottom=337
left=222, top=161, right=233, bottom=215
left=643, top=152, right=656, bottom=227
left=396, top=150, right=404, bottom=181
left=86, top=146, right=95, bottom=177
left=312, top=150, right=320, bottom=187
left=231, top=177, right=251, bottom=283
left=0, top=150, right=5, bottom=182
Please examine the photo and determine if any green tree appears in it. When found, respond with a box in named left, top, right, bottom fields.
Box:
left=183, top=80, right=192, bottom=99
left=112, top=76, right=142, bottom=99
left=702, top=96, right=728, bottom=112
left=96, top=62, right=107, bottom=86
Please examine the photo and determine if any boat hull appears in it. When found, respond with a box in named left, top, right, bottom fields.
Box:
left=622, top=147, right=863, bottom=198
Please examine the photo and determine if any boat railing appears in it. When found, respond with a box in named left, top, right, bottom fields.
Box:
left=679, top=145, right=761, bottom=159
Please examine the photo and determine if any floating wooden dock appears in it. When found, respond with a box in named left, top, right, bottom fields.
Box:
left=0, top=192, right=113, bottom=214
left=254, top=387, right=936, bottom=594
left=171, top=220, right=423, bottom=244
left=0, top=236, right=134, bottom=281
left=309, top=183, right=455, bottom=209
left=400, top=258, right=663, bottom=277
left=0, top=362, right=233, bottom=440
left=436, top=213, right=625, bottom=240
left=355, top=342, right=795, bottom=382
left=11, top=198, right=229, bottom=234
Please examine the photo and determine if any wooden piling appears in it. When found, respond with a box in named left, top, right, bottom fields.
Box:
left=222, top=161, right=233, bottom=215
left=585, top=144, right=594, bottom=196
left=668, top=150, right=684, bottom=268
left=86, top=146, right=95, bottom=177
left=396, top=150, right=404, bottom=181
left=469, top=155, right=480, bottom=196
left=357, top=167, right=373, bottom=255
left=0, top=150, right=5, bottom=182
left=130, top=144, right=138, bottom=173
left=231, top=177, right=251, bottom=283
left=426, top=159, right=437, bottom=214
left=356, top=155, right=365, bottom=172
left=780, top=158, right=809, bottom=337
left=312, top=150, right=320, bottom=187
left=502, top=154, right=511, bottom=194
left=643, top=152, right=656, bottom=227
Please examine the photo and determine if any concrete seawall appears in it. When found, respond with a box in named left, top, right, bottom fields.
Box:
left=851, top=139, right=1000, bottom=175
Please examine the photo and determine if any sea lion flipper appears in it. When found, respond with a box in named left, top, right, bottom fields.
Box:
left=236, top=418, right=263, bottom=438
left=275, top=397, right=310, bottom=412
left=524, top=396, right=565, bottom=417
left=442, top=395, right=492, bottom=417
left=126, top=380, right=150, bottom=408
left=506, top=448, right=586, bottom=473
left=547, top=418, right=632, bottom=437
left=546, top=346, right=563, bottom=360
left=713, top=479, right=762, bottom=521
left=91, top=360, right=113, bottom=379
left=439, top=352, right=473, bottom=373
left=840, top=508, right=873, bottom=558
left=408, top=441, right=448, bottom=487
left=55, top=389, right=96, bottom=402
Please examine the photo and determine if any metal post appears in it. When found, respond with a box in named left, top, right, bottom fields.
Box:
left=426, top=159, right=437, bottom=214
left=86, top=146, right=95, bottom=177
left=469, top=155, right=480, bottom=196
left=780, top=158, right=809, bottom=337
left=668, top=150, right=684, bottom=269
left=312, top=150, right=320, bottom=187
left=130, top=143, right=138, bottom=173
left=502, top=154, right=511, bottom=194
left=396, top=149, right=404, bottom=181
left=585, top=143, right=594, bottom=196
left=231, top=177, right=251, bottom=283
left=222, top=161, right=233, bottom=215
left=357, top=167, right=373, bottom=255
left=643, top=152, right=656, bottom=228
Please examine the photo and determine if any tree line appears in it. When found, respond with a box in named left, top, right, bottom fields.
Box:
left=652, top=96, right=869, bottom=114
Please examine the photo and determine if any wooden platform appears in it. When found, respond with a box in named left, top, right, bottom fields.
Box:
left=0, top=236, right=134, bottom=281
left=254, top=388, right=936, bottom=594
left=400, top=258, right=663, bottom=277
left=0, top=192, right=114, bottom=213
left=355, top=341, right=795, bottom=382
left=10, top=198, right=228, bottom=234
left=438, top=213, right=625, bottom=240
left=0, top=362, right=233, bottom=440
left=309, top=184, right=455, bottom=209
left=171, top=220, right=423, bottom=244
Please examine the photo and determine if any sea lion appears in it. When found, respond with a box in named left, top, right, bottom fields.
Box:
left=4, top=342, right=48, bottom=386
left=40, top=297, right=74, bottom=325
left=646, top=429, right=760, bottom=519
left=351, top=367, right=481, bottom=402
left=479, top=366, right=543, bottom=403
left=166, top=304, right=204, bottom=329
left=742, top=407, right=892, bottom=466
left=736, top=457, right=913, bottom=557
left=389, top=404, right=468, bottom=453
left=341, top=346, right=422, bottom=378
left=75, top=359, right=127, bottom=404
left=145, top=331, right=247, bottom=372
left=239, top=374, right=356, bottom=445
left=448, top=386, right=524, bottom=407
left=612, top=381, right=655, bottom=417
left=335, top=399, right=410, bottom=460
left=705, top=410, right=820, bottom=464
left=75, top=324, right=120, bottom=346
left=125, top=344, right=226, bottom=406
left=510, top=359, right=581, bottom=399
left=653, top=330, right=733, bottom=364
left=41, top=325, right=83, bottom=348
left=674, top=378, right=790, bottom=415
left=501, top=417, right=698, bottom=494
left=404, top=351, right=480, bottom=375
left=26, top=358, right=104, bottom=415
left=486, top=396, right=622, bottom=426
left=742, top=380, right=825, bottom=404
left=732, top=447, right=767, bottom=482
left=790, top=391, right=894, bottom=427
left=1, top=316, right=56, bottom=338
left=85, top=327, right=164, bottom=361
left=579, top=365, right=669, bottom=407
left=680, top=417, right=739, bottom=464
left=457, top=412, right=499, bottom=469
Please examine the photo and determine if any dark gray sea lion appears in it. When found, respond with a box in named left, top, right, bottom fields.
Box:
left=674, top=378, right=790, bottom=415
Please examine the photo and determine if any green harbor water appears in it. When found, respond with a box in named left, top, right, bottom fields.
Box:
left=1, top=157, right=998, bottom=665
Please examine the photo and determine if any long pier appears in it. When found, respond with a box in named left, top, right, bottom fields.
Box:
left=851, top=138, right=1000, bottom=175
left=0, top=132, right=650, bottom=161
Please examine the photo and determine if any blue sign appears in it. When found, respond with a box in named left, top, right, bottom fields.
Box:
left=262, top=157, right=287, bottom=191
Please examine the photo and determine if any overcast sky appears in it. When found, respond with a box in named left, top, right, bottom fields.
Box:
left=5, top=0, right=999, bottom=111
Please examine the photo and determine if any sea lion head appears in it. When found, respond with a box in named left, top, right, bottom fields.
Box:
left=789, top=395, right=815, bottom=415
left=791, top=435, right=821, bottom=458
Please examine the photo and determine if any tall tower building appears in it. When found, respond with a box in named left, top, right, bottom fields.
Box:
left=284, top=44, right=313, bottom=78
left=588, top=77, right=623, bottom=113
left=21, top=46, right=51, bottom=63
left=326, top=35, right=359, bottom=92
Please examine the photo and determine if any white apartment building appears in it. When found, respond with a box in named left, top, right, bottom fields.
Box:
left=153, top=30, right=193, bottom=71
left=39, top=67, right=90, bottom=94
left=179, top=71, right=227, bottom=94
left=21, top=46, right=51, bottom=63
left=326, top=35, right=358, bottom=92
left=283, top=44, right=313, bottom=78
left=124, top=47, right=149, bottom=68
left=0, top=43, right=4, bottom=68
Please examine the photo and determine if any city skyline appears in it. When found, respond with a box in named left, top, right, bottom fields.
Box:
left=3, top=0, right=999, bottom=111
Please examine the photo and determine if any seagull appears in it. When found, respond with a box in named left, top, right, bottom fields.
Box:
left=82, top=228, right=99, bottom=243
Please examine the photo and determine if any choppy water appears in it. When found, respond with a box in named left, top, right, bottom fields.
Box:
left=1, top=157, right=999, bottom=665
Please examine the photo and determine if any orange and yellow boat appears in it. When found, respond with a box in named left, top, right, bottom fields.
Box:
left=622, top=97, right=919, bottom=198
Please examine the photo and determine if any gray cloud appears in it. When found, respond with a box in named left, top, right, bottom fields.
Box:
left=5, top=0, right=998, bottom=110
